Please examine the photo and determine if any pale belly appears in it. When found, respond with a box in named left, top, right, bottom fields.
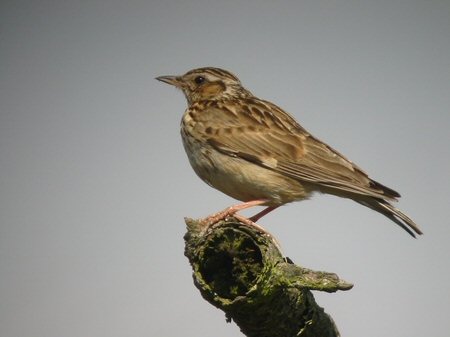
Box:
left=182, top=137, right=310, bottom=206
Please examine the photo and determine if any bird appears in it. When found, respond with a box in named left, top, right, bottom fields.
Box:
left=156, top=67, right=422, bottom=237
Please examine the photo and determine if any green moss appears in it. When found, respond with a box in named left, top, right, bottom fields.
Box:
left=184, top=218, right=352, bottom=337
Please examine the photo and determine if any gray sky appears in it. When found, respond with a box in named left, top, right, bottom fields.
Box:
left=1, top=1, right=449, bottom=336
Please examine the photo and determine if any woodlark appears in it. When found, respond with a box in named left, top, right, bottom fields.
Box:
left=156, top=67, right=422, bottom=237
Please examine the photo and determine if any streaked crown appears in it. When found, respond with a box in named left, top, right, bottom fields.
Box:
left=156, top=67, right=252, bottom=104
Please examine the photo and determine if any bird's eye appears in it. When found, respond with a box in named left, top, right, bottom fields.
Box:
left=194, top=76, right=205, bottom=85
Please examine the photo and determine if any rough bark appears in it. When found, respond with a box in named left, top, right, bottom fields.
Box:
left=184, top=217, right=353, bottom=337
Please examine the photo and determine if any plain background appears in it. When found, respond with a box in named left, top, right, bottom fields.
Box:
left=1, top=1, right=449, bottom=336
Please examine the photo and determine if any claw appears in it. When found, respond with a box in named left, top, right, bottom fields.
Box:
left=199, top=199, right=269, bottom=227
left=199, top=199, right=282, bottom=251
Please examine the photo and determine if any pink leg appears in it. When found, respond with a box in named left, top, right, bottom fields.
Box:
left=200, top=199, right=268, bottom=227
left=249, top=206, right=279, bottom=222
left=200, top=200, right=282, bottom=249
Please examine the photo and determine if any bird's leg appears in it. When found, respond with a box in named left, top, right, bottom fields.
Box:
left=249, top=205, right=279, bottom=222
left=200, top=200, right=282, bottom=251
left=200, top=199, right=268, bottom=227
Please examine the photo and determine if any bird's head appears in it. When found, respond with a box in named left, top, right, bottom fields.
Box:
left=156, top=67, right=251, bottom=104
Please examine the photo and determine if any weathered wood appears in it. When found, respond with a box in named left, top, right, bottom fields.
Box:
left=184, top=217, right=353, bottom=337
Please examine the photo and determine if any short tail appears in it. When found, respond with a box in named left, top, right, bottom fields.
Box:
left=356, top=199, right=423, bottom=238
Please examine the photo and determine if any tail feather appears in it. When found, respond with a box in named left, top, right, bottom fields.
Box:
left=369, top=179, right=401, bottom=199
left=356, top=199, right=423, bottom=238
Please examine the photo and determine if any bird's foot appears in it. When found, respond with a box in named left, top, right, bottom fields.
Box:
left=199, top=200, right=282, bottom=249
left=199, top=199, right=268, bottom=228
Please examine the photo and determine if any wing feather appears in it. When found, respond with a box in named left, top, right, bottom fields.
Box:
left=206, top=100, right=400, bottom=200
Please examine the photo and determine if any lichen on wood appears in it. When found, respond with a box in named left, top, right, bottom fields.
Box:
left=184, top=217, right=353, bottom=337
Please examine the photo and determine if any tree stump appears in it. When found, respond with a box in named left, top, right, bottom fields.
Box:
left=184, top=217, right=353, bottom=337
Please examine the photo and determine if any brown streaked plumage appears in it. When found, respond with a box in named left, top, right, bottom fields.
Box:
left=156, top=67, right=422, bottom=237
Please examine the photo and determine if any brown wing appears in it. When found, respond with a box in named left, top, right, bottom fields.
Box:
left=206, top=99, right=400, bottom=201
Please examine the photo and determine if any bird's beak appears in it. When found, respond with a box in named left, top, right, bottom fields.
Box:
left=155, top=75, right=183, bottom=88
